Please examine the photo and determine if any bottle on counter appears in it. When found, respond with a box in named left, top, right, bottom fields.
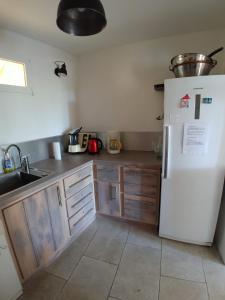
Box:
left=3, top=151, right=15, bottom=173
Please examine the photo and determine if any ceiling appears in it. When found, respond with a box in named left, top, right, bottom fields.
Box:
left=0, top=0, right=225, bottom=55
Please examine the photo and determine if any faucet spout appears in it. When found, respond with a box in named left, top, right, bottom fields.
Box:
left=5, top=144, right=22, bottom=167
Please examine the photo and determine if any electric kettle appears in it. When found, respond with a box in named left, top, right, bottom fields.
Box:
left=88, top=138, right=103, bottom=154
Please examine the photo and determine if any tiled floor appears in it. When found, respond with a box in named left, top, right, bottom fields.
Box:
left=19, top=216, right=225, bottom=300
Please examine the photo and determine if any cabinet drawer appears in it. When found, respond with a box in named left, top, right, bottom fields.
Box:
left=64, top=175, right=92, bottom=198
left=64, top=166, right=92, bottom=197
left=70, top=210, right=95, bottom=236
left=123, top=193, right=157, bottom=205
left=124, top=182, right=157, bottom=198
left=123, top=167, right=159, bottom=185
left=124, top=198, right=157, bottom=225
left=69, top=201, right=94, bottom=231
left=67, top=183, right=93, bottom=217
left=67, top=192, right=93, bottom=218
left=95, top=164, right=119, bottom=182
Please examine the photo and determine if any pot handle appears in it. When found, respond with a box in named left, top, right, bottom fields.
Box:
left=212, top=59, right=218, bottom=66
left=208, top=47, right=224, bottom=58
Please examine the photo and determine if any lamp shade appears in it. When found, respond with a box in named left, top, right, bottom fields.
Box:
left=56, top=0, right=107, bottom=36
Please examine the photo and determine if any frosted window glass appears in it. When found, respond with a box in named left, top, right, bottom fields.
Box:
left=0, top=58, right=27, bottom=87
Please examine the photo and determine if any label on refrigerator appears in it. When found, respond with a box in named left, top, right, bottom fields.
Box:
left=183, top=122, right=209, bottom=155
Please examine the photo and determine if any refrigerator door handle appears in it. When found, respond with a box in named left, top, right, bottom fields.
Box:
left=163, top=125, right=169, bottom=179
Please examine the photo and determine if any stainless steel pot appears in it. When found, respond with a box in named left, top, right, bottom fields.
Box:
left=169, top=47, right=223, bottom=78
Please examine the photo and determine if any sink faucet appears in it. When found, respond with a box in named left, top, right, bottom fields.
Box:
left=5, top=144, right=30, bottom=173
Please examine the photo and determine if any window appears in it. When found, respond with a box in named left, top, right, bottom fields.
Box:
left=0, top=58, right=27, bottom=87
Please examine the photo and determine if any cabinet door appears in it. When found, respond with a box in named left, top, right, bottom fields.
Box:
left=3, top=201, right=38, bottom=280
left=124, top=197, right=158, bottom=224
left=24, top=188, right=56, bottom=266
left=94, top=163, right=119, bottom=183
left=123, top=167, right=161, bottom=225
left=95, top=181, right=120, bottom=217
left=46, top=183, right=69, bottom=250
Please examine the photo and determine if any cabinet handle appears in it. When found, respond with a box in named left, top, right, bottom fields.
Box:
left=57, top=186, right=62, bottom=207
left=163, top=125, right=170, bottom=179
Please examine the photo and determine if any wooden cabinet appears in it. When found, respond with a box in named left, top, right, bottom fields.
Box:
left=3, top=201, right=38, bottom=280
left=95, top=164, right=119, bottom=182
left=123, top=166, right=161, bottom=225
left=3, top=164, right=95, bottom=281
left=24, top=183, right=67, bottom=266
left=64, top=165, right=92, bottom=198
left=64, top=164, right=96, bottom=236
left=94, top=162, right=161, bottom=226
left=3, top=182, right=69, bottom=280
left=95, top=181, right=120, bottom=217
left=46, top=184, right=69, bottom=251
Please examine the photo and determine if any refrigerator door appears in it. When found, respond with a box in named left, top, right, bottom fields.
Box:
left=159, top=75, right=225, bottom=245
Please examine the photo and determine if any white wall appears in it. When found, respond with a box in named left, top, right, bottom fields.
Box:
left=77, top=28, right=225, bottom=132
left=0, top=29, right=79, bottom=145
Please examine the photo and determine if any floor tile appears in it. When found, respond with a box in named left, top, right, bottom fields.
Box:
left=58, top=256, right=117, bottom=300
left=96, top=216, right=129, bottom=241
left=159, top=276, right=208, bottom=300
left=128, top=225, right=161, bottom=250
left=161, top=239, right=205, bottom=282
left=47, top=222, right=97, bottom=279
left=19, top=271, right=65, bottom=300
left=203, top=247, right=225, bottom=300
left=85, top=233, right=125, bottom=264
left=111, top=243, right=160, bottom=300
left=76, top=220, right=99, bottom=245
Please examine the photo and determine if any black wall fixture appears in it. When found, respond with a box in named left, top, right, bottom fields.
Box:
left=55, top=61, right=67, bottom=77
left=56, top=0, right=107, bottom=36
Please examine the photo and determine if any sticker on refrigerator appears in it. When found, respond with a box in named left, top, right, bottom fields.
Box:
left=183, top=122, right=209, bottom=155
left=203, top=97, right=212, bottom=104
left=180, top=94, right=191, bottom=108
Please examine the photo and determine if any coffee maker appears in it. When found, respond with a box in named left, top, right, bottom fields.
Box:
left=68, top=127, right=90, bottom=153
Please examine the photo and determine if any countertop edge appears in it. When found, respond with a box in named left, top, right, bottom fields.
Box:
left=0, top=151, right=162, bottom=210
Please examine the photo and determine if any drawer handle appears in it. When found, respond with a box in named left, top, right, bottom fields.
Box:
left=72, top=208, right=93, bottom=227
left=70, top=193, right=92, bottom=209
left=68, top=175, right=90, bottom=189
left=57, top=186, right=63, bottom=207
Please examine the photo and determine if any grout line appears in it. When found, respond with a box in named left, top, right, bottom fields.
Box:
left=202, top=258, right=211, bottom=300
left=55, top=274, right=69, bottom=300
left=82, top=255, right=118, bottom=266
left=55, top=222, right=99, bottom=299
left=161, top=274, right=207, bottom=285
left=45, top=271, right=68, bottom=282
left=126, top=240, right=162, bottom=252
left=107, top=225, right=130, bottom=299
left=158, top=238, right=163, bottom=300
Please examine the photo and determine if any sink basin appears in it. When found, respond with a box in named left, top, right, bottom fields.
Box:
left=0, top=171, right=43, bottom=196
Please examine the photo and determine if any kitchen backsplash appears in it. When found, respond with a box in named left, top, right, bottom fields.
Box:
left=0, top=135, right=64, bottom=174
left=0, top=132, right=162, bottom=173
left=97, top=131, right=163, bottom=151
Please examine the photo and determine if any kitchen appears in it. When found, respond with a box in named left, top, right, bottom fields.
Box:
left=1, top=1, right=225, bottom=300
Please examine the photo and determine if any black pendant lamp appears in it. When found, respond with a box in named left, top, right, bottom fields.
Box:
left=56, top=0, right=107, bottom=36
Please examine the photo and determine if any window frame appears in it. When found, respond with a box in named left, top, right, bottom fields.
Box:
left=0, top=56, right=33, bottom=95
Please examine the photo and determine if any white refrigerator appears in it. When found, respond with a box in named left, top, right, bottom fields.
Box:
left=159, top=75, right=225, bottom=246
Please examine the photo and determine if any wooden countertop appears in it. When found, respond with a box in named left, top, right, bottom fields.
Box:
left=0, top=151, right=161, bottom=209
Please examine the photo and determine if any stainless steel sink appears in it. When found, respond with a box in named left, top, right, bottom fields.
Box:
left=0, top=169, right=49, bottom=196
